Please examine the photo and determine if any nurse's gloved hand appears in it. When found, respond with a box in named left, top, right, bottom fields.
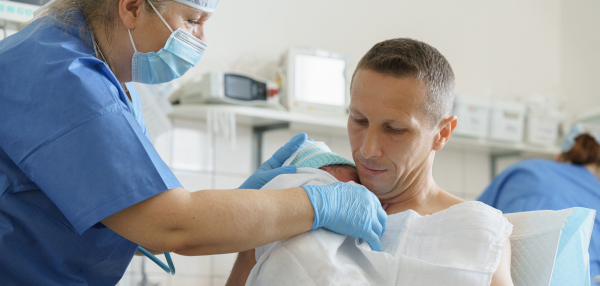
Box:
left=239, top=133, right=307, bottom=189
left=302, top=182, right=387, bottom=252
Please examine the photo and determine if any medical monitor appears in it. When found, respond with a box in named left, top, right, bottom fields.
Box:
left=282, top=47, right=350, bottom=115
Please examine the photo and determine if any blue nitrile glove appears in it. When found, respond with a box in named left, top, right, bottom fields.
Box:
left=239, top=133, right=307, bottom=189
left=302, top=182, right=388, bottom=251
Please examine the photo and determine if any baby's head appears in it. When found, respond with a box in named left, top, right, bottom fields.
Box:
left=288, top=141, right=359, bottom=183
left=319, top=164, right=360, bottom=183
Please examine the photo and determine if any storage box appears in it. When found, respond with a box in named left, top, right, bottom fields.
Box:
left=526, top=109, right=563, bottom=146
left=452, top=95, right=491, bottom=139
left=489, top=99, right=526, bottom=143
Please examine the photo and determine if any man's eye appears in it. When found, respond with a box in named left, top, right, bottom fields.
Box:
left=353, top=118, right=367, bottom=124
left=187, top=20, right=198, bottom=26
left=387, top=127, right=406, bottom=133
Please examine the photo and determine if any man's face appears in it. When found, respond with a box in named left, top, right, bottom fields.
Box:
left=348, top=69, right=436, bottom=199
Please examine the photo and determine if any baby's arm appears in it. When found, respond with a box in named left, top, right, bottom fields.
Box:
left=226, top=250, right=256, bottom=286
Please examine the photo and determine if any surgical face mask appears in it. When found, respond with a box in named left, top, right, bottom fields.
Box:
left=129, top=0, right=208, bottom=84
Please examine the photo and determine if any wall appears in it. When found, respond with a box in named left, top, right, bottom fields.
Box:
left=0, top=0, right=562, bottom=98
left=560, top=0, right=600, bottom=118
left=181, top=0, right=561, bottom=98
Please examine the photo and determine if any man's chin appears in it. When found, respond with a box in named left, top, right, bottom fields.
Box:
left=360, top=179, right=393, bottom=197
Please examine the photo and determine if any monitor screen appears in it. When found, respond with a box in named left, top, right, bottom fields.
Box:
left=294, top=54, right=346, bottom=107
left=224, top=74, right=253, bottom=100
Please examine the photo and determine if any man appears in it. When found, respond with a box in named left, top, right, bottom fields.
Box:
left=227, top=38, right=514, bottom=286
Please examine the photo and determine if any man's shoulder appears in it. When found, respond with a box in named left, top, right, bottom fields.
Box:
left=392, top=201, right=510, bottom=238
left=439, top=201, right=504, bottom=219
left=438, top=190, right=466, bottom=210
left=388, top=201, right=508, bottom=231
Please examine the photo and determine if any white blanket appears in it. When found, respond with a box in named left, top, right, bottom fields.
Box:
left=255, top=167, right=355, bottom=260
left=250, top=170, right=513, bottom=286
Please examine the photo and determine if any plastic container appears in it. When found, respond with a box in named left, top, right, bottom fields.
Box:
left=526, top=109, right=564, bottom=147
left=489, top=99, right=527, bottom=143
left=452, top=95, right=491, bottom=139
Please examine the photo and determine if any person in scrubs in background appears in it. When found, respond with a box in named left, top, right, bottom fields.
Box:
left=0, top=0, right=387, bottom=284
left=478, top=124, right=600, bottom=282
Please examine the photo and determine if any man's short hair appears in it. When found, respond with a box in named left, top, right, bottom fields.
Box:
left=352, top=38, right=455, bottom=127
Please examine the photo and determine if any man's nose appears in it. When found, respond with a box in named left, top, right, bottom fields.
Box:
left=360, top=128, right=383, bottom=159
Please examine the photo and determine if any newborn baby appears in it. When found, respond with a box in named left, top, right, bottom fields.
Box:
left=255, top=141, right=360, bottom=260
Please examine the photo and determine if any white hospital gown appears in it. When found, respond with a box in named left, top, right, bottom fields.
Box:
left=250, top=170, right=513, bottom=286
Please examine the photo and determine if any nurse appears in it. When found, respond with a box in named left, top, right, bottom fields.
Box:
left=0, top=0, right=386, bottom=284
left=478, top=124, right=600, bottom=282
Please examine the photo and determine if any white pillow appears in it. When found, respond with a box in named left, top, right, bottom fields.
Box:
left=505, top=208, right=595, bottom=286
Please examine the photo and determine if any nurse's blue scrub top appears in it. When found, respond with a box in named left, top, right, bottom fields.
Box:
left=0, top=11, right=181, bottom=285
left=478, top=159, right=600, bottom=281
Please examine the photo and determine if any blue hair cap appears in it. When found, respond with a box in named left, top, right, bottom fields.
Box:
left=561, top=124, right=600, bottom=152
left=173, top=0, right=219, bottom=12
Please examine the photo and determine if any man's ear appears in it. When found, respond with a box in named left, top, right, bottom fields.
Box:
left=119, top=0, right=145, bottom=30
left=432, top=116, right=457, bottom=151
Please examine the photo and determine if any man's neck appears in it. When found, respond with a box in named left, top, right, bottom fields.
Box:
left=380, top=157, right=464, bottom=216
left=384, top=187, right=463, bottom=216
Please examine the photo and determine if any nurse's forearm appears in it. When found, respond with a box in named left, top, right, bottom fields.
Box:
left=174, top=187, right=314, bottom=255
left=102, top=187, right=314, bottom=255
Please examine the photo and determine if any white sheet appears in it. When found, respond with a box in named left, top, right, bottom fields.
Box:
left=250, top=171, right=513, bottom=286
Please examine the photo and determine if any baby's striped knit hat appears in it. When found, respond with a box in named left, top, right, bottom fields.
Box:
left=289, top=141, right=356, bottom=169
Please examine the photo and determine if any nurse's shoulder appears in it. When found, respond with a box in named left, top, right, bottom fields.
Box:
left=501, top=158, right=563, bottom=177
left=0, top=11, right=128, bottom=167
left=0, top=10, right=120, bottom=100
left=0, top=12, right=96, bottom=70
left=478, top=159, right=549, bottom=207
left=506, top=158, right=591, bottom=180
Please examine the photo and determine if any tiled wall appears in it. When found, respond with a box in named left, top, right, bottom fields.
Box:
left=118, top=118, right=517, bottom=285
